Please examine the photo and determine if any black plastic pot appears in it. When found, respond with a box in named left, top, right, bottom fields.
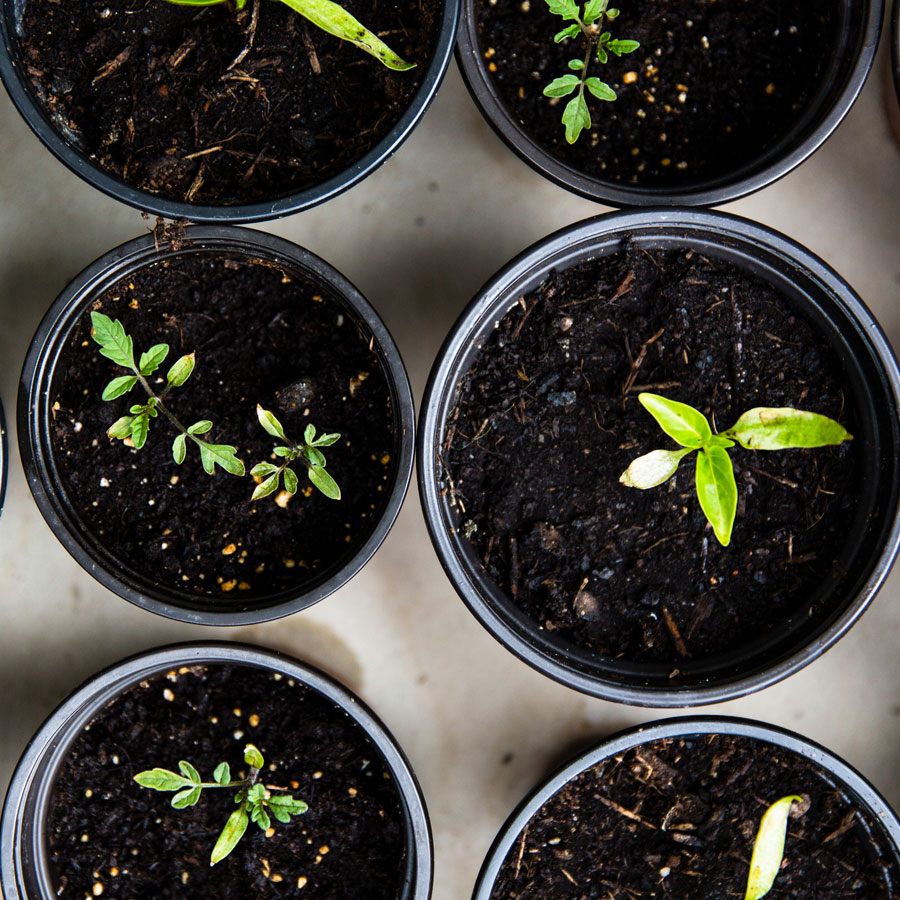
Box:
left=892, top=1, right=900, bottom=104
left=0, top=394, right=7, bottom=519
left=19, top=226, right=415, bottom=625
left=472, top=716, right=900, bottom=898
left=0, top=0, right=459, bottom=223
left=456, top=1, right=882, bottom=206
left=418, top=209, right=900, bottom=706
left=0, top=642, right=433, bottom=900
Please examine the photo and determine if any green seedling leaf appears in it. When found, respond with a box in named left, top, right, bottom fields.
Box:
left=304, top=447, right=326, bottom=468
left=695, top=445, right=737, bottom=546
left=585, top=77, right=616, bottom=100
left=244, top=744, right=265, bottom=770
left=213, top=763, right=231, bottom=785
left=107, top=415, right=135, bottom=440
left=639, top=392, right=712, bottom=448
left=250, top=462, right=279, bottom=477
left=90, top=312, right=135, bottom=369
left=596, top=45, right=608, bottom=63
left=283, top=466, right=299, bottom=494
left=188, top=420, right=213, bottom=435
left=607, top=38, right=639, bottom=55
left=273, top=446, right=294, bottom=458
left=726, top=408, right=852, bottom=451
left=139, top=343, right=170, bottom=376
left=606, top=6, right=619, bottom=16
left=304, top=424, right=317, bottom=445
left=568, top=58, right=585, bottom=71
left=309, top=465, right=341, bottom=500
left=256, top=405, right=287, bottom=441
left=134, top=768, right=193, bottom=792
left=251, top=473, right=280, bottom=501
left=562, top=93, right=591, bottom=143
left=278, top=0, right=415, bottom=70
left=131, top=413, right=150, bottom=450
left=554, top=23, right=580, bottom=41
left=267, top=795, right=309, bottom=815
left=745, top=795, right=804, bottom=900
left=544, top=74, right=580, bottom=97
left=166, top=353, right=195, bottom=387
left=172, top=786, right=203, bottom=808
left=102, top=375, right=138, bottom=401
left=582, top=0, right=606, bottom=25
left=199, top=443, right=245, bottom=476
left=251, top=805, right=271, bottom=831
left=545, top=0, right=579, bottom=19
left=173, top=433, right=187, bottom=464
left=311, top=432, right=341, bottom=447
left=247, top=783, right=266, bottom=803
left=620, top=447, right=692, bottom=489
left=210, top=807, right=249, bottom=866
left=179, top=760, right=201, bottom=784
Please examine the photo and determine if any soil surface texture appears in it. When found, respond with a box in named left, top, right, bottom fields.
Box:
left=476, top=0, right=838, bottom=188
left=51, top=249, right=395, bottom=604
left=491, top=734, right=898, bottom=898
left=20, top=0, right=439, bottom=205
left=444, top=243, right=860, bottom=666
left=47, top=664, right=408, bottom=899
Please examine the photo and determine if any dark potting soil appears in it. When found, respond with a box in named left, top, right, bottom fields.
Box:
left=51, top=250, right=395, bottom=603
left=19, top=0, right=439, bottom=205
left=47, top=664, right=408, bottom=899
left=444, top=243, right=860, bottom=665
left=490, top=734, right=899, bottom=898
left=476, top=0, right=839, bottom=187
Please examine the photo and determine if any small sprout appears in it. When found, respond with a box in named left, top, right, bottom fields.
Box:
left=90, top=312, right=244, bottom=477
left=620, top=393, right=852, bottom=546
left=745, top=795, right=804, bottom=899
left=163, top=0, right=414, bottom=71
left=251, top=405, right=342, bottom=502
left=543, top=0, right=639, bottom=143
left=135, top=743, right=308, bottom=867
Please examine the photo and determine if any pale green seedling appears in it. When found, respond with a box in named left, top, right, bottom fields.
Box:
left=164, top=0, right=414, bottom=71
left=542, top=0, right=639, bottom=143
left=619, top=392, right=852, bottom=546
left=134, top=743, right=308, bottom=866
left=744, top=795, right=804, bottom=899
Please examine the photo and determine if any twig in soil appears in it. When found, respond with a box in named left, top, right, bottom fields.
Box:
left=597, top=795, right=657, bottom=829
left=512, top=298, right=539, bottom=341
left=621, top=327, right=665, bottom=396
left=302, top=25, right=323, bottom=74
left=661, top=607, right=690, bottom=659
left=640, top=531, right=687, bottom=555
left=626, top=380, right=681, bottom=394
left=227, top=0, right=261, bottom=71
left=93, top=46, right=131, bottom=84
left=746, top=466, right=798, bottom=490
left=514, top=826, right=529, bottom=879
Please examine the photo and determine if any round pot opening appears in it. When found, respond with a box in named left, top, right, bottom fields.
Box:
left=20, top=226, right=415, bottom=625
left=0, top=642, right=432, bottom=900
left=419, top=209, right=900, bottom=705
left=473, top=716, right=900, bottom=898
left=456, top=0, right=882, bottom=206
left=0, top=0, right=459, bottom=222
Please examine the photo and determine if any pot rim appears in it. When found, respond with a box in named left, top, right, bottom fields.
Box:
left=0, top=641, right=433, bottom=900
left=0, top=0, right=460, bottom=223
left=455, top=0, right=883, bottom=207
left=18, top=225, right=416, bottom=625
left=472, top=714, right=900, bottom=898
left=0, top=394, right=7, bottom=520
left=417, top=207, right=900, bottom=706
left=892, top=0, right=900, bottom=103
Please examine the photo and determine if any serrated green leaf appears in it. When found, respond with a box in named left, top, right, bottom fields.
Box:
left=166, top=353, right=195, bottom=388
left=172, top=433, right=187, bottom=465
left=543, top=74, right=580, bottom=98
left=251, top=805, right=271, bottom=831
left=251, top=473, right=280, bottom=501
left=745, top=796, right=803, bottom=900
left=179, top=760, right=201, bottom=784
left=269, top=804, right=292, bottom=823
left=90, top=312, right=135, bottom=369
left=545, top=0, right=579, bottom=19
left=198, top=443, right=245, bottom=476
left=607, top=38, right=640, bottom=55
left=585, top=77, right=616, bottom=101
left=620, top=447, right=693, bottom=489
left=131, top=414, right=150, bottom=450
left=304, top=447, right=326, bottom=468
left=311, top=432, right=341, bottom=447
left=267, top=795, right=309, bottom=816
left=283, top=467, right=299, bottom=494
left=210, top=807, right=249, bottom=866
left=213, top=762, right=231, bottom=785
left=102, top=375, right=138, bottom=401
left=278, top=0, right=414, bottom=70
left=247, top=783, right=266, bottom=803
left=309, top=465, right=341, bottom=500
left=244, top=744, right=265, bottom=769
left=250, top=462, right=279, bottom=477
left=171, top=785, right=202, bottom=808
left=188, top=420, right=213, bottom=435
left=554, top=23, right=580, bottom=41
left=582, top=0, right=605, bottom=24
left=256, top=405, right=287, bottom=441
left=725, top=408, right=852, bottom=451
left=107, top=415, right=135, bottom=441
left=134, top=768, right=192, bottom=792
left=695, top=446, right=737, bottom=546
left=562, top=93, right=591, bottom=143
left=139, top=343, right=169, bottom=376
left=304, top=424, right=316, bottom=445
left=639, top=393, right=712, bottom=448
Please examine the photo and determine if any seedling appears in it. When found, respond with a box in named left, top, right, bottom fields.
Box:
left=744, top=795, right=804, bottom=900
left=164, top=0, right=414, bottom=71
left=251, top=405, right=342, bottom=501
left=542, top=0, right=638, bottom=143
left=90, top=312, right=245, bottom=477
left=619, top=392, right=852, bottom=546
left=135, top=743, right=308, bottom=866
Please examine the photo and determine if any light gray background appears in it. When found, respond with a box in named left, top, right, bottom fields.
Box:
left=1, top=29, right=899, bottom=900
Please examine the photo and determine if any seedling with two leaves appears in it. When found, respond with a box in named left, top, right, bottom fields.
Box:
left=134, top=743, right=308, bottom=866
left=164, top=0, right=414, bottom=71
left=619, top=392, right=852, bottom=546
left=543, top=0, right=639, bottom=143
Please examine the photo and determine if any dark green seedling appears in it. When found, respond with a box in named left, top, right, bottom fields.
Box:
left=134, top=743, right=308, bottom=866
left=164, top=0, right=414, bottom=71
left=619, top=392, right=852, bottom=546
left=744, top=795, right=805, bottom=899
left=251, top=405, right=342, bottom=501
left=90, top=312, right=244, bottom=476
left=543, top=0, right=639, bottom=143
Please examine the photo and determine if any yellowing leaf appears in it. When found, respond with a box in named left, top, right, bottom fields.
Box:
left=745, top=795, right=803, bottom=900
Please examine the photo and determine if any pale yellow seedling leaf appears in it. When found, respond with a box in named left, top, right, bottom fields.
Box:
left=744, top=795, right=803, bottom=900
